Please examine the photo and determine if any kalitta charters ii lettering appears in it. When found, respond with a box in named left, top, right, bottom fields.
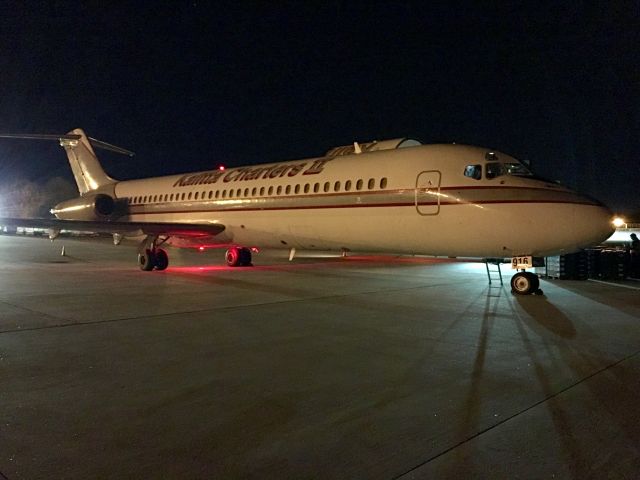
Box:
left=172, top=159, right=332, bottom=188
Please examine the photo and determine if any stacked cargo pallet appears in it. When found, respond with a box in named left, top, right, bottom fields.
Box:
left=586, top=249, right=601, bottom=278
left=596, top=249, right=628, bottom=280
left=537, top=248, right=630, bottom=280
left=543, top=252, right=589, bottom=280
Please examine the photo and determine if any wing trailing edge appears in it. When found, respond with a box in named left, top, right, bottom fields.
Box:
left=0, top=217, right=225, bottom=238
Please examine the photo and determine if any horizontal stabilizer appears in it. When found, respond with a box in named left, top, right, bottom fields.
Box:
left=0, top=133, right=135, bottom=156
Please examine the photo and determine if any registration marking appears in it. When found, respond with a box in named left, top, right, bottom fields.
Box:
left=512, top=256, right=533, bottom=269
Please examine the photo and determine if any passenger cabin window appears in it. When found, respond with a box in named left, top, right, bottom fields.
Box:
left=464, top=165, right=482, bottom=181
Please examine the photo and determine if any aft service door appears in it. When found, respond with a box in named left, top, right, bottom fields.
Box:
left=415, top=170, right=441, bottom=215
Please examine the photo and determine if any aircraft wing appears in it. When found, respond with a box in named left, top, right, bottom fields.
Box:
left=0, top=217, right=225, bottom=237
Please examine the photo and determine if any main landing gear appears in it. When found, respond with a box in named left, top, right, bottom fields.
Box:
left=138, top=235, right=169, bottom=271
left=510, top=271, right=543, bottom=296
left=225, top=246, right=252, bottom=267
left=137, top=236, right=254, bottom=271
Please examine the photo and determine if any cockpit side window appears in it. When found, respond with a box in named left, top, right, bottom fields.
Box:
left=504, top=162, right=533, bottom=176
left=486, top=162, right=505, bottom=179
left=464, top=164, right=482, bottom=180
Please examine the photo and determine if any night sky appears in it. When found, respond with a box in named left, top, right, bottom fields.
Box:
left=1, top=2, right=638, bottom=215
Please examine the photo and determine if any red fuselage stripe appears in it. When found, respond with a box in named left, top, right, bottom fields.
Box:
left=127, top=199, right=597, bottom=216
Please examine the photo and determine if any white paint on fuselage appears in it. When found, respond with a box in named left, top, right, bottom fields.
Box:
left=112, top=144, right=613, bottom=258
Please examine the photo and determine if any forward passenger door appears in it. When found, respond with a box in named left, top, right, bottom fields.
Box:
left=415, top=171, right=441, bottom=215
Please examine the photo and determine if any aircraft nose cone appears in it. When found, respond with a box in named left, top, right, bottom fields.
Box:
left=577, top=201, right=615, bottom=247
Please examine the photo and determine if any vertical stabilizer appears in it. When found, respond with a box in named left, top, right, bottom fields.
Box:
left=61, top=128, right=115, bottom=194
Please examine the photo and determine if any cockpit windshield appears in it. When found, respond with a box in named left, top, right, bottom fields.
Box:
left=484, top=152, right=533, bottom=179
left=486, top=162, right=505, bottom=179
left=485, top=161, right=533, bottom=179
left=464, top=152, right=534, bottom=181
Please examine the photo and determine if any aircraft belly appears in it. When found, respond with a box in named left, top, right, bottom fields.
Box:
left=125, top=199, right=612, bottom=258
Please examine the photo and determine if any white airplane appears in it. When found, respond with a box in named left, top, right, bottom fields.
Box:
left=0, top=129, right=614, bottom=295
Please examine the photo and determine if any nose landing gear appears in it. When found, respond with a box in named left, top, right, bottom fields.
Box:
left=510, top=271, right=543, bottom=295
left=508, top=255, right=544, bottom=295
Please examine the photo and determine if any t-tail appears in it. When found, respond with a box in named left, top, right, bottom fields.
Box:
left=0, top=128, right=132, bottom=195
left=61, top=128, right=117, bottom=195
left=51, top=129, right=136, bottom=220
left=0, top=129, right=134, bottom=221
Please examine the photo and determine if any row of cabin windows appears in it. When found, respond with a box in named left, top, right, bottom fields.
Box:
left=127, top=177, right=388, bottom=205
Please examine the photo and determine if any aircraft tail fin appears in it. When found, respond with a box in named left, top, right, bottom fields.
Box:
left=61, top=128, right=117, bottom=195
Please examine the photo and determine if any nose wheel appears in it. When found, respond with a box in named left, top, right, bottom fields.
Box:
left=510, top=271, right=543, bottom=295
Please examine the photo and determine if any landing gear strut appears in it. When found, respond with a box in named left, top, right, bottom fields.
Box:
left=137, top=235, right=170, bottom=271
left=225, top=246, right=252, bottom=267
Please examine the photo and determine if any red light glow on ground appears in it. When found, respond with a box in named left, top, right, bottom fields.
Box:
left=169, top=266, right=234, bottom=273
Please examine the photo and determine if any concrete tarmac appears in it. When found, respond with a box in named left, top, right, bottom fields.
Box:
left=0, top=235, right=639, bottom=479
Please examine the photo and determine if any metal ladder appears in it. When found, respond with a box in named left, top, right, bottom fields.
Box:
left=484, top=258, right=504, bottom=285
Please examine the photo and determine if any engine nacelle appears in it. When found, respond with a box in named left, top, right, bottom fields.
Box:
left=51, top=193, right=116, bottom=221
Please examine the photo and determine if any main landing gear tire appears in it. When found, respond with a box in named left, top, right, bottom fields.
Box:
left=154, top=248, right=169, bottom=271
left=138, top=248, right=169, bottom=271
left=510, top=272, right=541, bottom=295
left=138, top=249, right=156, bottom=271
left=225, top=247, right=252, bottom=267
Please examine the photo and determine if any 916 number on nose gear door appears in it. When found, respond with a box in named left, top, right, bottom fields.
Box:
left=511, top=256, right=533, bottom=269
